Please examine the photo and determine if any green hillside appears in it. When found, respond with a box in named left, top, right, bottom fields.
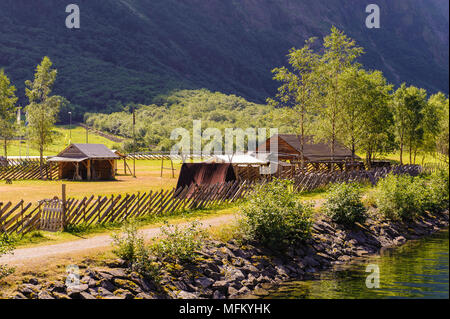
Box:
left=0, top=0, right=448, bottom=120
left=1, top=126, right=119, bottom=157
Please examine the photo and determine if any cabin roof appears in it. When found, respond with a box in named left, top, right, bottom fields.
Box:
left=50, top=144, right=120, bottom=161
left=266, top=134, right=360, bottom=161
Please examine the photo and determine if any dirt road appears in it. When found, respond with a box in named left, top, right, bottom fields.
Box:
left=0, top=214, right=237, bottom=266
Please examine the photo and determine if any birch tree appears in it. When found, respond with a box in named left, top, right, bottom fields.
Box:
left=25, top=57, right=61, bottom=178
left=314, top=27, right=364, bottom=162
left=0, top=70, right=18, bottom=159
left=268, top=37, right=319, bottom=166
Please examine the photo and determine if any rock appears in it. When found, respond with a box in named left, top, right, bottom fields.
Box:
left=195, top=277, right=214, bottom=289
left=96, top=287, right=114, bottom=297
left=51, top=292, right=71, bottom=299
left=212, top=280, right=228, bottom=294
left=80, top=291, right=96, bottom=299
left=99, top=279, right=116, bottom=292
left=135, top=292, right=156, bottom=299
left=275, top=265, right=289, bottom=277
left=394, top=236, right=407, bottom=245
left=177, top=291, right=197, bottom=299
left=38, top=290, right=54, bottom=299
left=338, top=255, right=352, bottom=262
left=67, top=284, right=89, bottom=298
left=14, top=292, right=27, bottom=299
left=212, top=290, right=225, bottom=299
left=28, top=278, right=39, bottom=285
left=48, top=281, right=66, bottom=294
left=98, top=269, right=128, bottom=280
left=113, top=278, right=142, bottom=294
left=227, top=286, right=238, bottom=297
left=113, top=289, right=135, bottom=299
left=238, top=286, right=251, bottom=295
left=19, top=284, right=39, bottom=298
left=303, top=256, right=320, bottom=268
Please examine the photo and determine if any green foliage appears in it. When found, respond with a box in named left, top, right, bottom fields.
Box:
left=85, top=89, right=297, bottom=151
left=323, top=183, right=367, bottom=226
left=419, top=170, right=450, bottom=214
left=152, top=221, right=206, bottom=264
left=111, top=220, right=159, bottom=280
left=24, top=57, right=62, bottom=164
left=375, top=174, right=421, bottom=220
left=0, top=69, right=18, bottom=158
left=375, top=172, right=449, bottom=221
left=240, top=179, right=313, bottom=250
left=0, top=234, right=15, bottom=279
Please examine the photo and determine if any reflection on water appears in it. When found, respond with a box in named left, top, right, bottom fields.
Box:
left=260, top=230, right=449, bottom=299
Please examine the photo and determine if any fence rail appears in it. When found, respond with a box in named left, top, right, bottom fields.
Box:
left=0, top=164, right=433, bottom=236
left=0, top=180, right=253, bottom=236
left=0, top=160, right=57, bottom=181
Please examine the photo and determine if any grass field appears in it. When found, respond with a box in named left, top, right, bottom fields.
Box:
left=0, top=159, right=181, bottom=203
left=1, top=125, right=121, bottom=157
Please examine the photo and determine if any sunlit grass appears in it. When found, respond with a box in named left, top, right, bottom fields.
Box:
left=1, top=125, right=121, bottom=157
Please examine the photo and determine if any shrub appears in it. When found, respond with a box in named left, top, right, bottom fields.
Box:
left=240, top=179, right=313, bottom=250
left=323, top=183, right=367, bottom=226
left=0, top=234, right=15, bottom=279
left=419, top=169, right=449, bottom=214
left=111, top=221, right=159, bottom=280
left=375, top=174, right=423, bottom=220
left=152, top=221, right=206, bottom=263
left=375, top=171, right=449, bottom=221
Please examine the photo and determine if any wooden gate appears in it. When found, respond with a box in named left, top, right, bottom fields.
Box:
left=40, top=199, right=65, bottom=232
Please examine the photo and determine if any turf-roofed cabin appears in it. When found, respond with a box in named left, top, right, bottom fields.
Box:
left=48, top=144, right=120, bottom=181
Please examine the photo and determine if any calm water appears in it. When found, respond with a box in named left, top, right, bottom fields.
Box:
left=260, top=229, right=449, bottom=299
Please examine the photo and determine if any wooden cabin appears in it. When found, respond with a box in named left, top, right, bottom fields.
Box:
left=257, top=134, right=363, bottom=170
left=48, top=144, right=120, bottom=181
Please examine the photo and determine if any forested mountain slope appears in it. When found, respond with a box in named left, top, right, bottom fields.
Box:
left=0, top=0, right=448, bottom=117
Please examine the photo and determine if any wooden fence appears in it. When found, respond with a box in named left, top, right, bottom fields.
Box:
left=0, top=164, right=428, bottom=236
left=0, top=160, right=58, bottom=181
left=0, top=181, right=253, bottom=236
left=292, top=165, right=423, bottom=192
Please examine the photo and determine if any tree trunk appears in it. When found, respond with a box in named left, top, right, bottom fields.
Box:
left=39, top=145, right=44, bottom=180
left=3, top=139, right=7, bottom=160
left=399, top=135, right=404, bottom=165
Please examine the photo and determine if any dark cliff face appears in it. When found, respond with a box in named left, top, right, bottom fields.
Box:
left=0, top=0, right=448, bottom=113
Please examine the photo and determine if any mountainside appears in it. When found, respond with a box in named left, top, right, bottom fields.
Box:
left=0, top=0, right=448, bottom=118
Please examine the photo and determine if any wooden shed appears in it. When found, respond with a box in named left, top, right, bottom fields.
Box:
left=258, top=134, right=361, bottom=162
left=48, top=144, right=120, bottom=181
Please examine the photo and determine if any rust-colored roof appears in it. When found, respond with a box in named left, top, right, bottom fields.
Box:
left=176, top=163, right=236, bottom=189
left=268, top=134, right=360, bottom=161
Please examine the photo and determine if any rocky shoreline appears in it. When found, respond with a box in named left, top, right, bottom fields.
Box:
left=13, top=210, right=449, bottom=299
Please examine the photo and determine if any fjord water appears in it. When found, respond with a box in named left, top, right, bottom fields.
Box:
left=262, top=230, right=449, bottom=299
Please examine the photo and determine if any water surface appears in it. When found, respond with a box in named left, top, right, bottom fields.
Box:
left=259, top=229, right=449, bottom=299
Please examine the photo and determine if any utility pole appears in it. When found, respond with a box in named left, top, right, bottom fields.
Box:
left=68, top=112, right=72, bottom=142
left=16, top=106, right=22, bottom=159
left=132, top=106, right=136, bottom=178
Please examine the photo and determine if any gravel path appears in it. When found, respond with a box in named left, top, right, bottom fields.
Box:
left=0, top=214, right=237, bottom=265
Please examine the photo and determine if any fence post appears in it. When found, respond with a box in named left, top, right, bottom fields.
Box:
left=62, top=184, right=67, bottom=228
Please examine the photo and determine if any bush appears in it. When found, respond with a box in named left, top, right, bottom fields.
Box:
left=375, top=174, right=421, bottom=220
left=240, top=179, right=313, bottom=250
left=375, top=171, right=449, bottom=221
left=111, top=221, right=159, bottom=280
left=323, top=183, right=367, bottom=226
left=0, top=234, right=15, bottom=279
left=419, top=169, right=449, bottom=214
left=152, top=221, right=206, bottom=263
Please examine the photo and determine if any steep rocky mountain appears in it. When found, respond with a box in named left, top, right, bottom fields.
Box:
left=0, top=0, right=448, bottom=118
